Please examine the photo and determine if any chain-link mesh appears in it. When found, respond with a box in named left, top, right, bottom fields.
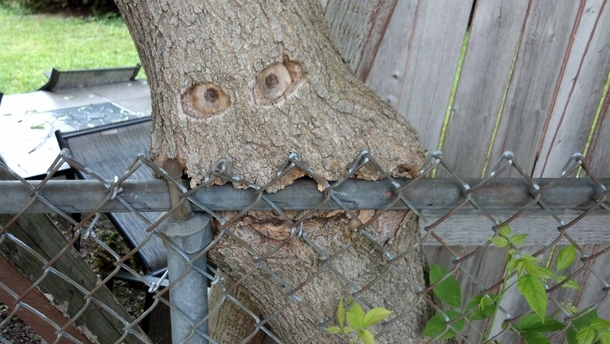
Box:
left=1, top=150, right=609, bottom=344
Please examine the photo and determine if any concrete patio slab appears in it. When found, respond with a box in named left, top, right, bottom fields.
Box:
left=0, top=80, right=152, bottom=178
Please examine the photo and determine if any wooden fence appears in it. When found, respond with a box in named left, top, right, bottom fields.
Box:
left=323, top=0, right=610, bottom=178
left=323, top=1, right=610, bottom=342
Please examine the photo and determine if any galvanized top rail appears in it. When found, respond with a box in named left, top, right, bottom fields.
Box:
left=1, top=177, right=609, bottom=214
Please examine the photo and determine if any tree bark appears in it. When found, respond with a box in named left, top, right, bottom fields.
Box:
left=114, top=1, right=431, bottom=343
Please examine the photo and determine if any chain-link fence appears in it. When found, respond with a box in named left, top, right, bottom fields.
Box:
left=1, top=149, right=609, bottom=344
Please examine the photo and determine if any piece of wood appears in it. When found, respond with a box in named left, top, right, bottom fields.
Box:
left=420, top=211, right=610, bottom=247
left=573, top=244, right=610, bottom=333
left=366, top=0, right=473, bottom=151
left=438, top=0, right=530, bottom=178
left=534, top=0, right=610, bottom=177
left=489, top=0, right=583, bottom=177
left=362, top=0, right=417, bottom=108
left=0, top=217, right=145, bottom=344
left=586, top=80, right=610, bottom=176
left=0, top=169, right=144, bottom=344
left=324, top=0, right=398, bottom=80
left=0, top=255, right=93, bottom=344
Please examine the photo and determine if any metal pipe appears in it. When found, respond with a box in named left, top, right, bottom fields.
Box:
left=0, top=178, right=608, bottom=214
left=159, top=160, right=211, bottom=344
left=159, top=214, right=211, bottom=344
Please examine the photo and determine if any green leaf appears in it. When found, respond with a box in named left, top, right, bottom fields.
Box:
left=422, top=311, right=465, bottom=340
left=517, top=255, right=543, bottom=277
left=600, top=331, right=610, bottom=344
left=490, top=237, right=509, bottom=248
left=499, top=225, right=511, bottom=237
left=515, top=314, right=564, bottom=332
left=325, top=326, right=341, bottom=334
left=573, top=310, right=598, bottom=329
left=576, top=327, right=596, bottom=344
left=507, top=257, right=519, bottom=273
left=510, top=233, right=528, bottom=245
left=535, top=266, right=555, bottom=280
left=557, top=245, right=577, bottom=271
left=465, top=294, right=497, bottom=320
left=567, top=328, right=578, bottom=344
left=518, top=274, right=547, bottom=320
left=361, top=308, right=393, bottom=328
left=590, top=318, right=610, bottom=331
left=358, top=329, right=375, bottom=344
left=343, top=327, right=356, bottom=334
left=523, top=263, right=554, bottom=280
left=346, top=303, right=365, bottom=330
left=338, top=297, right=345, bottom=328
left=521, top=331, right=552, bottom=344
left=520, top=254, right=542, bottom=264
left=429, top=263, right=462, bottom=308
left=556, top=276, right=582, bottom=290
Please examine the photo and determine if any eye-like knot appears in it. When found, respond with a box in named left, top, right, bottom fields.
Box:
left=183, top=82, right=231, bottom=117
left=257, top=63, right=292, bottom=100
left=253, top=56, right=303, bottom=105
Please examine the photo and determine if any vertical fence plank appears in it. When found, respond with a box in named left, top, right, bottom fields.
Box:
left=574, top=245, right=610, bottom=330
left=438, top=0, right=530, bottom=178
left=425, top=245, right=509, bottom=343
left=534, top=0, right=610, bottom=177
left=365, top=0, right=473, bottom=151
left=489, top=1, right=583, bottom=177
left=362, top=0, right=418, bottom=107
left=586, top=85, right=610, bottom=176
left=324, top=0, right=398, bottom=80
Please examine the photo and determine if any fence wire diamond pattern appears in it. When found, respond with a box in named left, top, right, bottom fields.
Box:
left=1, top=149, right=609, bottom=344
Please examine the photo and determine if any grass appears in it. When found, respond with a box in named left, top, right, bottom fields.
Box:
left=0, top=6, right=143, bottom=94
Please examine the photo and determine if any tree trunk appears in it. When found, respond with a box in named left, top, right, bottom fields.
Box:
left=114, top=1, right=431, bottom=342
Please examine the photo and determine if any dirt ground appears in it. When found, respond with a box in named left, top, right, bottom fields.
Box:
left=0, top=214, right=146, bottom=343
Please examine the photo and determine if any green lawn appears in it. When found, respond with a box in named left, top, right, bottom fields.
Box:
left=0, top=6, right=143, bottom=94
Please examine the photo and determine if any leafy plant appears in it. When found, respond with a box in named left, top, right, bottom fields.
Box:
left=326, top=297, right=392, bottom=344
left=566, top=309, right=610, bottom=344
left=423, top=224, right=608, bottom=343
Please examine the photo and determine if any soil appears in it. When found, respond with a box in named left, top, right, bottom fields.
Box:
left=0, top=214, right=146, bottom=343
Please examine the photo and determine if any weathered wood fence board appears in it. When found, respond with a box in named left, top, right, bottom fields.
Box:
left=420, top=211, right=610, bottom=247
left=438, top=0, right=530, bottom=178
left=587, top=85, right=610, bottom=176
left=0, top=255, right=94, bottom=344
left=354, top=0, right=417, bottom=104
left=489, top=0, right=583, bottom=177
left=394, top=0, right=473, bottom=152
left=327, top=0, right=610, bottom=178
left=535, top=0, right=610, bottom=177
left=324, top=1, right=610, bottom=339
left=324, top=0, right=398, bottom=80
left=576, top=245, right=610, bottom=325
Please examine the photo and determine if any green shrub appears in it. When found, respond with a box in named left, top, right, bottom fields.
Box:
left=0, top=0, right=119, bottom=16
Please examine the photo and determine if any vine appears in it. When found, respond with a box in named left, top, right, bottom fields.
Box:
left=423, top=225, right=610, bottom=344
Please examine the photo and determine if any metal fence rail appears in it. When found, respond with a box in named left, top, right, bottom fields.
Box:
left=1, top=150, right=609, bottom=344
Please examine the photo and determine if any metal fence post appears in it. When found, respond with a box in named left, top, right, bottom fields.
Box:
left=159, top=160, right=212, bottom=344
left=159, top=213, right=211, bottom=344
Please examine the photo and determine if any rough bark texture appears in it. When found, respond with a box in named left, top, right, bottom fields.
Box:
left=114, top=1, right=430, bottom=343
